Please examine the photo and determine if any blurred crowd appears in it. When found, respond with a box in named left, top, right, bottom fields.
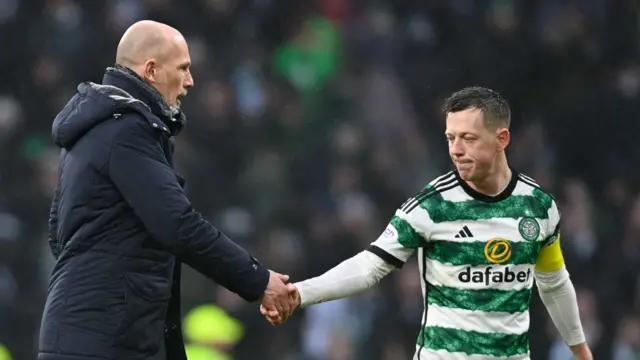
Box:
left=1, top=0, right=640, bottom=359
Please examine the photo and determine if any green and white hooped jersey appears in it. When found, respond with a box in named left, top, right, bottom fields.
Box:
left=367, top=171, right=560, bottom=360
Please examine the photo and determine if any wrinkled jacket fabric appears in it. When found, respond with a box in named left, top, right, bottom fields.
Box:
left=38, top=66, right=270, bottom=360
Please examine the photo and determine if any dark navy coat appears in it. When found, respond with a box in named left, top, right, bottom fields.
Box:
left=38, top=66, right=270, bottom=360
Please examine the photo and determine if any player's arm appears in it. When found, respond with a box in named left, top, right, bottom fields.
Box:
left=534, top=201, right=591, bottom=360
left=293, top=211, right=424, bottom=307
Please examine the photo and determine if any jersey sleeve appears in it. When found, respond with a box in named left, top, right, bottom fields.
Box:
left=367, top=210, right=425, bottom=269
left=535, top=200, right=564, bottom=272
left=543, top=199, right=561, bottom=247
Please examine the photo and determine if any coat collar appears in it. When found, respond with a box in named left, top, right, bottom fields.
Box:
left=102, top=65, right=186, bottom=136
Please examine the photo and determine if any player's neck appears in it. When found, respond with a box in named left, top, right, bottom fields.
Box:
left=468, top=158, right=512, bottom=197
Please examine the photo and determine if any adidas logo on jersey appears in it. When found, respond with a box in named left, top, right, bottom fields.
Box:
left=458, top=266, right=532, bottom=286
left=454, top=226, right=473, bottom=238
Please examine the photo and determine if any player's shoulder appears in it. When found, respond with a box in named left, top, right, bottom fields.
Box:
left=398, top=171, right=460, bottom=213
left=425, top=171, right=458, bottom=189
left=422, top=171, right=463, bottom=198
left=515, top=172, right=558, bottom=206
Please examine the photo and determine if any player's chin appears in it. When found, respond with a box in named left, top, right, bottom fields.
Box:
left=458, top=172, right=474, bottom=181
left=455, top=165, right=475, bottom=180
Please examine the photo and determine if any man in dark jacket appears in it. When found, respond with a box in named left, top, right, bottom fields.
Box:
left=39, top=20, right=295, bottom=360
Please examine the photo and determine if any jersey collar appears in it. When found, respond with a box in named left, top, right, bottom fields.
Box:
left=455, top=169, right=518, bottom=203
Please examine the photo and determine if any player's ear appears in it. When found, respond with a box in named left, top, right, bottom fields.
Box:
left=142, top=59, right=158, bottom=83
left=496, top=128, right=510, bottom=152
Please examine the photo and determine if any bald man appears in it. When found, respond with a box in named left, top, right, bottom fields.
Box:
left=115, top=20, right=191, bottom=108
left=39, top=21, right=295, bottom=360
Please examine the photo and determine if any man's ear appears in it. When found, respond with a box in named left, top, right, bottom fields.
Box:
left=497, top=128, right=510, bottom=152
left=142, top=59, right=157, bottom=83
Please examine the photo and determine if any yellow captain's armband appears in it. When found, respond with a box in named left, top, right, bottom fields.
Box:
left=535, top=235, right=565, bottom=272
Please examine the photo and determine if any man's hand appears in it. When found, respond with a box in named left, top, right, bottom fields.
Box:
left=260, top=271, right=297, bottom=324
left=570, top=343, right=593, bottom=360
left=260, top=283, right=300, bottom=325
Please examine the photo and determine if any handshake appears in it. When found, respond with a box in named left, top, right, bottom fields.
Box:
left=259, top=270, right=301, bottom=325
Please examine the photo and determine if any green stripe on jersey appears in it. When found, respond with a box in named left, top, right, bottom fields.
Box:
left=428, top=285, right=532, bottom=313
left=427, top=240, right=543, bottom=266
left=422, top=188, right=553, bottom=223
left=390, top=215, right=424, bottom=248
left=418, top=326, right=529, bottom=357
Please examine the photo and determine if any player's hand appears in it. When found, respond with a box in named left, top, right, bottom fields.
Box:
left=260, top=283, right=299, bottom=325
left=260, top=271, right=294, bottom=324
left=569, top=343, right=593, bottom=360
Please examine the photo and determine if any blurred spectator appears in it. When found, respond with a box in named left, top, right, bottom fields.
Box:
left=613, top=317, right=640, bottom=360
left=0, top=343, right=13, bottom=360
left=183, top=304, right=245, bottom=360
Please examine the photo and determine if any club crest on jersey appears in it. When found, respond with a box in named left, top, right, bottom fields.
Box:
left=518, top=217, right=540, bottom=242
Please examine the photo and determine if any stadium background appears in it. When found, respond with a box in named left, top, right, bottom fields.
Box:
left=0, top=0, right=639, bottom=359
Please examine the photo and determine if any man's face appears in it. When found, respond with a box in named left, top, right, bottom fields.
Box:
left=445, top=108, right=507, bottom=182
left=151, top=35, right=194, bottom=107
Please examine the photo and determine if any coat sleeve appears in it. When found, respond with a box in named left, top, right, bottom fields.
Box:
left=48, top=184, right=61, bottom=259
left=107, top=119, right=269, bottom=302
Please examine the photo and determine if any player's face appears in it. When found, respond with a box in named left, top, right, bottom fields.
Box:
left=445, top=108, right=506, bottom=182
left=151, top=35, right=194, bottom=107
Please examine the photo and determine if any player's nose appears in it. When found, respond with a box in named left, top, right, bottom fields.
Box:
left=449, top=140, right=464, bottom=156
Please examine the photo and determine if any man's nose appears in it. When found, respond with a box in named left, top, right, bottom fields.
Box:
left=184, top=71, right=194, bottom=88
left=449, top=139, right=464, bottom=156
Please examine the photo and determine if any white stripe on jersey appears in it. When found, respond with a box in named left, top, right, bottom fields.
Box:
left=439, top=186, right=473, bottom=202
left=414, top=348, right=530, bottom=360
left=395, top=207, right=434, bottom=241
left=429, top=218, right=543, bottom=243
left=510, top=182, right=539, bottom=196
left=426, top=304, right=530, bottom=335
left=518, top=173, right=538, bottom=186
left=431, top=171, right=456, bottom=187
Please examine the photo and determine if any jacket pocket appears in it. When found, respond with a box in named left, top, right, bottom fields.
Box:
left=113, top=273, right=172, bottom=354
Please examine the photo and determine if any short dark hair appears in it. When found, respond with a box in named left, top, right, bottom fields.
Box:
left=442, top=86, right=511, bottom=129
